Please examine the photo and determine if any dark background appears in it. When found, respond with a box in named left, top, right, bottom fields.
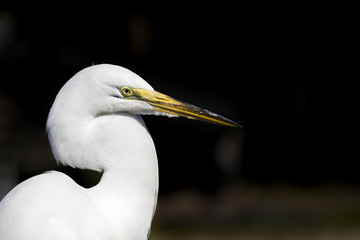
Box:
left=0, top=3, right=359, bottom=239
left=0, top=4, right=357, bottom=193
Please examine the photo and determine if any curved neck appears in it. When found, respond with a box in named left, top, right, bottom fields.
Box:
left=49, top=111, right=159, bottom=239
left=87, top=114, right=159, bottom=239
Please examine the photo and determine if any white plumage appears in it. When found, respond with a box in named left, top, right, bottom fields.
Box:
left=0, top=64, right=239, bottom=240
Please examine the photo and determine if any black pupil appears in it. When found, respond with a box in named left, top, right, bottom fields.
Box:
left=124, top=89, right=130, bottom=94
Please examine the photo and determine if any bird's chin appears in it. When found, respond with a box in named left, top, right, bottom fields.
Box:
left=147, top=111, right=179, bottom=118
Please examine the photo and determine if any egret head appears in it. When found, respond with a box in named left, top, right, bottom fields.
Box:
left=49, top=64, right=240, bottom=127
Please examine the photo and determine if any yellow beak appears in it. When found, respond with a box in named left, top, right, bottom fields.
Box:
left=121, top=87, right=241, bottom=127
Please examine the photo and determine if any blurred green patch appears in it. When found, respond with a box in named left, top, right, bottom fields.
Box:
left=150, top=183, right=360, bottom=240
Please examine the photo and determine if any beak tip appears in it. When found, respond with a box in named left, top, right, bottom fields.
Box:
left=228, top=122, right=243, bottom=128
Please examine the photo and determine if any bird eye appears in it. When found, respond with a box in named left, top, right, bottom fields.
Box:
left=120, top=87, right=132, bottom=96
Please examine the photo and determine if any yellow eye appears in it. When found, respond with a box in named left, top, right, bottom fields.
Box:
left=120, top=87, right=133, bottom=97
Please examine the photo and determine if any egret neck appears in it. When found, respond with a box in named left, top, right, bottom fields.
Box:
left=87, top=113, right=159, bottom=239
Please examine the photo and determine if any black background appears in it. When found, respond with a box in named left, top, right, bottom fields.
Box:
left=0, top=3, right=357, bottom=195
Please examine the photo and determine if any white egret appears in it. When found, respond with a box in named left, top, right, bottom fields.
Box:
left=0, top=64, right=239, bottom=240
